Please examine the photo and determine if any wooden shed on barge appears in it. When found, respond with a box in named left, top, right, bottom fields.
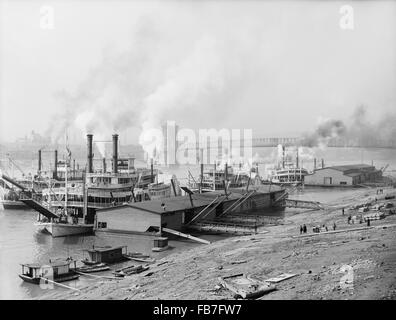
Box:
left=94, top=185, right=286, bottom=234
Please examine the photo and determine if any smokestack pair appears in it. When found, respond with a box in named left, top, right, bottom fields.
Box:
left=313, top=158, right=324, bottom=169
left=86, top=134, right=118, bottom=174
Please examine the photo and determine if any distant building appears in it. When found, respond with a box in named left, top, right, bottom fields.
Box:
left=304, top=164, right=382, bottom=186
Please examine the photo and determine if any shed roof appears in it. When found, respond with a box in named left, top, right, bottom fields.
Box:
left=97, top=185, right=284, bottom=215
left=22, top=260, right=73, bottom=268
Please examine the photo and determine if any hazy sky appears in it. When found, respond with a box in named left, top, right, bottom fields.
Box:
left=0, top=0, right=395, bottom=144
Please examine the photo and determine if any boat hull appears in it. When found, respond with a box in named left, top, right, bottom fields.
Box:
left=1, top=200, right=30, bottom=210
left=35, top=222, right=94, bottom=237
left=76, top=265, right=110, bottom=273
left=19, top=273, right=80, bottom=284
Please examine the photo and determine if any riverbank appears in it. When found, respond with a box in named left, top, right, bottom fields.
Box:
left=45, top=187, right=396, bottom=300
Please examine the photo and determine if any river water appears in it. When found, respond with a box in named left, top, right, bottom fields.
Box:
left=1, top=147, right=395, bottom=299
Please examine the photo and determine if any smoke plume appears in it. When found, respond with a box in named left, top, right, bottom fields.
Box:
left=302, top=105, right=396, bottom=148
left=45, top=11, right=269, bottom=160
left=301, top=118, right=346, bottom=148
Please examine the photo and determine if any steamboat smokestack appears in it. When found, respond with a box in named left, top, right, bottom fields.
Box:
left=102, top=158, right=106, bottom=173
left=112, top=134, right=118, bottom=173
left=321, top=158, right=325, bottom=168
left=87, top=134, right=93, bottom=173
left=314, top=158, right=317, bottom=171
left=38, top=150, right=42, bottom=173
left=296, top=149, right=299, bottom=168
left=53, top=150, right=58, bottom=179
left=73, top=159, right=76, bottom=179
left=150, top=158, right=154, bottom=183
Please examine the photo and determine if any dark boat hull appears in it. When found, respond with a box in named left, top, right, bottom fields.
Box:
left=2, top=200, right=30, bottom=210
left=19, top=272, right=80, bottom=284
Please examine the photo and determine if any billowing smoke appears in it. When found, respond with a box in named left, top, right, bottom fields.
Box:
left=346, top=105, right=396, bottom=147
left=301, top=118, right=346, bottom=148
left=301, top=105, right=396, bottom=148
left=45, top=11, right=269, bottom=161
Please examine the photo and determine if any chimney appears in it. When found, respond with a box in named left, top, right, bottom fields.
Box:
left=224, top=163, right=228, bottom=181
left=38, top=149, right=42, bottom=173
left=53, top=150, right=58, bottom=179
left=314, top=158, right=317, bottom=170
left=150, top=158, right=154, bottom=183
left=112, top=134, right=118, bottom=173
left=73, top=159, right=76, bottom=179
left=87, top=134, right=93, bottom=173
left=102, top=158, right=106, bottom=173
left=321, top=158, right=325, bottom=168
left=296, top=149, right=299, bottom=168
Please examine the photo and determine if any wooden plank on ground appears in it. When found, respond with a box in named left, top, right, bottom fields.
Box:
left=162, top=227, right=210, bottom=244
left=265, top=273, right=297, bottom=283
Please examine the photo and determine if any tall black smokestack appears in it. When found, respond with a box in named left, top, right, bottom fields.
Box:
left=150, top=158, right=154, bottom=183
left=321, top=158, right=325, bottom=168
left=87, top=134, right=93, bottom=173
left=73, top=159, right=76, bottom=179
left=314, top=158, right=317, bottom=170
left=38, top=150, right=42, bottom=173
left=53, top=150, right=58, bottom=179
left=102, top=158, right=106, bottom=173
left=112, top=134, right=118, bottom=173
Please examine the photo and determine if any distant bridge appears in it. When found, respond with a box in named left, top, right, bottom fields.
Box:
left=180, top=136, right=396, bottom=149
left=252, top=137, right=300, bottom=147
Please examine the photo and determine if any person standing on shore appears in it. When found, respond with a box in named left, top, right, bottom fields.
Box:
left=333, top=222, right=336, bottom=231
left=367, top=218, right=371, bottom=226
left=300, top=225, right=303, bottom=234
left=348, top=215, right=352, bottom=224
left=303, top=224, right=307, bottom=233
left=342, top=208, right=345, bottom=215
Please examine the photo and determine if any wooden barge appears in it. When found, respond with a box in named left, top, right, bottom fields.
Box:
left=94, top=185, right=287, bottom=236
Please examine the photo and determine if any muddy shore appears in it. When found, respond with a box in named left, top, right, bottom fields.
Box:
left=46, top=187, right=396, bottom=300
